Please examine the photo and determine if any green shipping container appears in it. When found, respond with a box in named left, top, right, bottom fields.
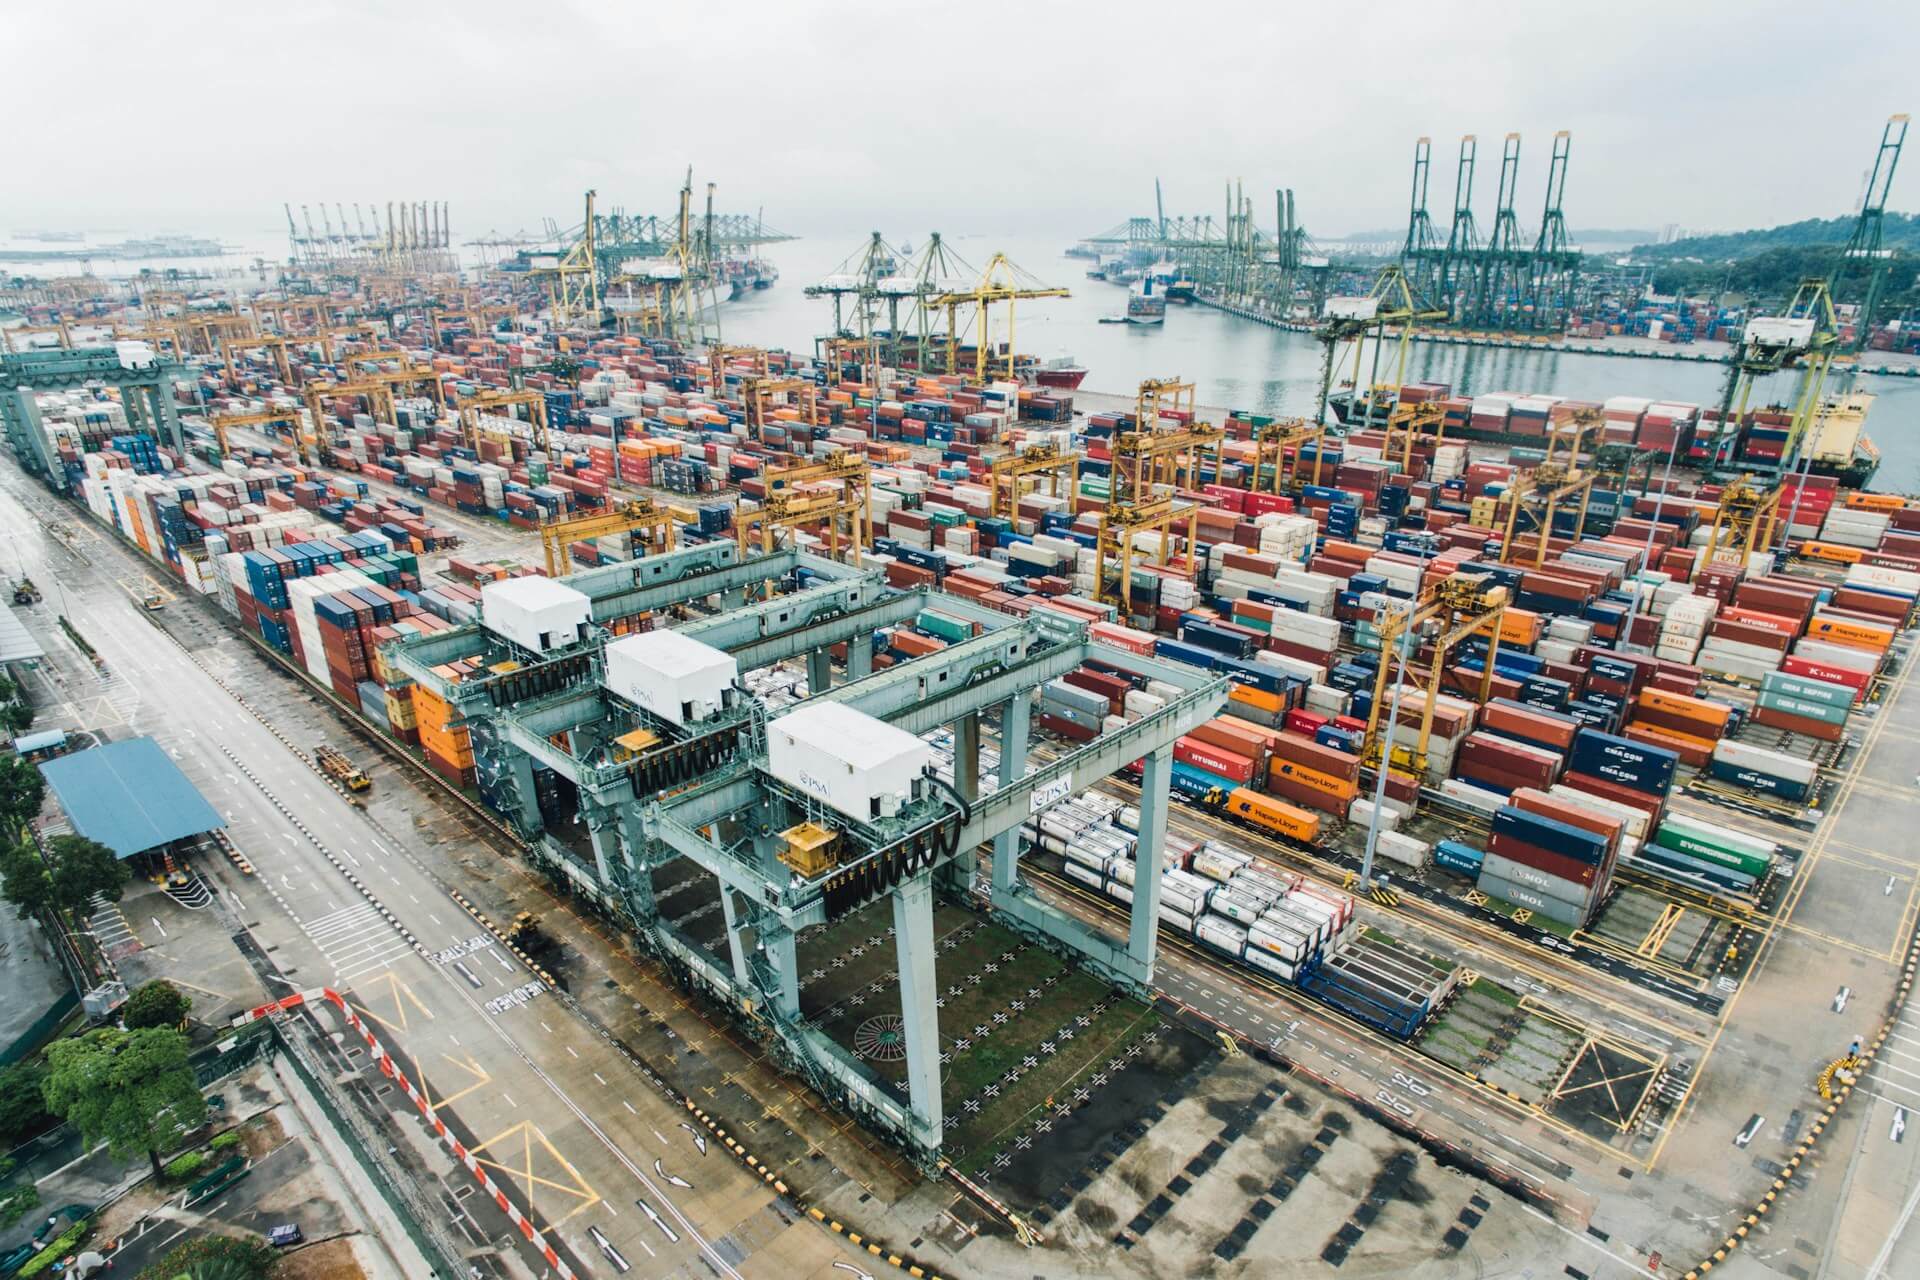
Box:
left=916, top=610, right=974, bottom=643
left=1653, top=825, right=1772, bottom=880
left=1662, top=812, right=1777, bottom=860
left=1760, top=673, right=1853, bottom=711
left=1755, top=690, right=1849, bottom=726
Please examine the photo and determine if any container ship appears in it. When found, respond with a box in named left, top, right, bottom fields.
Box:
left=1329, top=382, right=1882, bottom=491
left=1127, top=280, right=1167, bottom=325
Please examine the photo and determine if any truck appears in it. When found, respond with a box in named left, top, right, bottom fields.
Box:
left=313, top=744, right=371, bottom=792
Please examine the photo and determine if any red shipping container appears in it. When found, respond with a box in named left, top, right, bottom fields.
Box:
left=1479, top=702, right=1578, bottom=750
left=1175, top=738, right=1258, bottom=784
left=1778, top=656, right=1868, bottom=701
left=1190, top=719, right=1272, bottom=762
left=1750, top=703, right=1846, bottom=743
left=1561, top=771, right=1666, bottom=822
left=1269, top=732, right=1362, bottom=782
left=1285, top=709, right=1329, bottom=737
left=1487, top=834, right=1601, bottom=887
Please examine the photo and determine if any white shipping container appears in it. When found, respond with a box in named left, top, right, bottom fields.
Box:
left=1374, top=831, right=1430, bottom=870
left=1196, top=917, right=1249, bottom=957
left=1711, top=738, right=1818, bottom=786
left=1063, top=860, right=1107, bottom=892
left=1243, top=947, right=1300, bottom=982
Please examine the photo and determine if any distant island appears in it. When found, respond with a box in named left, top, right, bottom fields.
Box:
left=1, top=234, right=228, bottom=261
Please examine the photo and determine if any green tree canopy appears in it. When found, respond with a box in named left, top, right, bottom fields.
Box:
left=41, top=1026, right=207, bottom=1180
left=0, top=754, right=46, bottom=835
left=44, top=834, right=127, bottom=913
left=0, top=1061, right=50, bottom=1143
left=0, top=843, right=54, bottom=917
left=133, top=1232, right=278, bottom=1280
left=122, top=980, right=192, bottom=1031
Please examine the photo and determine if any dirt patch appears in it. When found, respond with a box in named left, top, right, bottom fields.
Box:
left=240, top=1109, right=289, bottom=1158
left=276, top=1236, right=367, bottom=1280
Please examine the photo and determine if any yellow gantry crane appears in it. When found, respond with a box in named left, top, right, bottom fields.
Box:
left=300, top=365, right=445, bottom=462
left=457, top=388, right=550, bottom=454
left=1314, top=264, right=1448, bottom=427
left=526, top=190, right=602, bottom=326
left=1379, top=400, right=1447, bottom=476
left=738, top=450, right=873, bottom=563
left=540, top=499, right=680, bottom=576
left=1136, top=377, right=1196, bottom=429
left=205, top=407, right=306, bottom=460
left=219, top=333, right=304, bottom=387
left=932, top=253, right=1069, bottom=382
left=1, top=322, right=75, bottom=352
left=1702, top=474, right=1784, bottom=569
left=706, top=344, right=770, bottom=398
left=990, top=442, right=1079, bottom=519
left=1095, top=384, right=1225, bottom=612
left=1246, top=418, right=1329, bottom=494
left=1498, top=407, right=1602, bottom=567
left=740, top=375, right=820, bottom=441
left=1362, top=573, right=1509, bottom=776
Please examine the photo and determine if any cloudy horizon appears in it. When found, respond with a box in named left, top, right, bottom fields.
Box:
left=9, top=0, right=1916, bottom=249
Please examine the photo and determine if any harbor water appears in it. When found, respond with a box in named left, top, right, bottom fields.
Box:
left=8, top=226, right=1914, bottom=490
left=724, top=233, right=1920, bottom=492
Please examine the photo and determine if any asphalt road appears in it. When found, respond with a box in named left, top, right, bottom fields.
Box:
left=0, top=463, right=871, bottom=1280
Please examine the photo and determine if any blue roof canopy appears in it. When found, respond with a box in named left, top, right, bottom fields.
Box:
left=38, top=737, right=225, bottom=859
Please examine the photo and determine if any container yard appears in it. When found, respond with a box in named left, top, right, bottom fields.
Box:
left=3, top=67, right=1919, bottom=1274
left=6, top=272, right=1920, bottom=1264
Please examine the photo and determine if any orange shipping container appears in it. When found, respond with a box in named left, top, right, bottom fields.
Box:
left=1224, top=787, right=1323, bottom=843
left=1266, top=758, right=1359, bottom=805
left=1634, top=688, right=1733, bottom=731
left=1805, top=616, right=1894, bottom=651
left=1229, top=684, right=1285, bottom=716
left=1498, top=607, right=1542, bottom=648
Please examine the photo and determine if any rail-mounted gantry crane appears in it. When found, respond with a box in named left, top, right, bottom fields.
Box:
left=456, top=388, right=550, bottom=454
left=539, top=499, right=680, bottom=577
left=990, top=442, right=1079, bottom=520
left=1313, top=265, right=1446, bottom=428
left=737, top=451, right=873, bottom=564
left=1361, top=573, right=1509, bottom=778
left=1096, top=380, right=1223, bottom=612
left=1497, top=407, right=1603, bottom=567
left=205, top=406, right=306, bottom=460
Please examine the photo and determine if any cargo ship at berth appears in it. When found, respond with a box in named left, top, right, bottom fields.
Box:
left=1328, top=383, right=1882, bottom=490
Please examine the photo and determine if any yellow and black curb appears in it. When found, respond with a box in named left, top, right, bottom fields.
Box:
left=681, top=1099, right=951, bottom=1279
left=447, top=890, right=560, bottom=989
left=1680, top=942, right=1920, bottom=1277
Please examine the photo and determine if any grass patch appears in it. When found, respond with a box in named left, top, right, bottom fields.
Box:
left=1463, top=975, right=1523, bottom=1008
left=950, top=998, right=1160, bottom=1175
left=943, top=969, right=1102, bottom=1102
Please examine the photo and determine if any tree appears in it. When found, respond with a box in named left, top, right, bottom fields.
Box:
left=0, top=754, right=45, bottom=836
left=0, top=1061, right=50, bottom=1143
left=0, top=1156, right=38, bottom=1228
left=0, top=843, right=54, bottom=917
left=41, top=1027, right=207, bottom=1180
left=134, top=1233, right=278, bottom=1280
left=44, top=835, right=127, bottom=913
left=122, top=980, right=192, bottom=1031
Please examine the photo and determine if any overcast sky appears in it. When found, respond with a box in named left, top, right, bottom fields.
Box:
left=9, top=0, right=1916, bottom=247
